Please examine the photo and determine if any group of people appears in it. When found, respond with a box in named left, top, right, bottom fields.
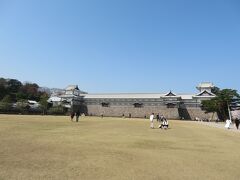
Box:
left=70, top=111, right=80, bottom=122
left=150, top=113, right=169, bottom=129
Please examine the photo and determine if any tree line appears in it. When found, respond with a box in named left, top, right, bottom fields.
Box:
left=0, top=77, right=49, bottom=114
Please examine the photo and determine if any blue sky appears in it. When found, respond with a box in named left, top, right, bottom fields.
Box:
left=0, top=0, right=239, bottom=93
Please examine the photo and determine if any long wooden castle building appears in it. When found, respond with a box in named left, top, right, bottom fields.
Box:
left=48, top=82, right=217, bottom=120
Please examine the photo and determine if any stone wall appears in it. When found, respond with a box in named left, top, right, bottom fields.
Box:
left=83, top=105, right=217, bottom=120
left=184, top=107, right=218, bottom=121
left=86, top=104, right=180, bottom=119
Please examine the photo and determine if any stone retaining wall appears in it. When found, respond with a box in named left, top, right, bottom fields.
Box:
left=86, top=105, right=179, bottom=119
left=184, top=107, right=217, bottom=120
left=84, top=105, right=217, bottom=120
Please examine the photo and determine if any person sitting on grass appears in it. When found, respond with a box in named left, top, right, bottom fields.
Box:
left=159, top=117, right=169, bottom=129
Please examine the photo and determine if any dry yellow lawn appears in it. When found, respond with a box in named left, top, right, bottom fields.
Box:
left=0, top=115, right=240, bottom=180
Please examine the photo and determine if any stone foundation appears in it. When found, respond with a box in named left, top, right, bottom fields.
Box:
left=83, top=105, right=217, bottom=120
left=184, top=108, right=218, bottom=121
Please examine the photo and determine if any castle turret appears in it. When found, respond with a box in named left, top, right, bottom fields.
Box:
left=65, top=85, right=80, bottom=96
left=196, top=82, right=214, bottom=92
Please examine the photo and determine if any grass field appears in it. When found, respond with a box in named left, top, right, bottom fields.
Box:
left=0, top=115, right=240, bottom=180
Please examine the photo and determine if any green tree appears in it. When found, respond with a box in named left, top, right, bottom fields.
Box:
left=0, top=95, right=12, bottom=111
left=0, top=85, right=7, bottom=100
left=1, top=95, right=12, bottom=103
left=202, top=99, right=218, bottom=121
left=16, top=99, right=29, bottom=114
left=16, top=92, right=28, bottom=101
left=202, top=99, right=218, bottom=113
left=7, top=79, right=22, bottom=93
left=39, top=94, right=49, bottom=115
left=211, top=86, right=220, bottom=95
left=19, top=83, right=40, bottom=101
left=202, top=89, right=239, bottom=120
left=0, top=78, right=7, bottom=85
left=0, top=78, right=7, bottom=100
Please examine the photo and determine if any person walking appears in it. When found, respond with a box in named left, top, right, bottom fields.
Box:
left=76, top=110, right=80, bottom=122
left=161, top=118, right=169, bottom=129
left=225, top=119, right=231, bottom=129
left=235, top=118, right=240, bottom=130
left=156, top=113, right=160, bottom=122
left=150, top=113, right=154, bottom=129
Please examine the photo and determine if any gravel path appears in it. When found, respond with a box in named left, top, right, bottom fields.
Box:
left=192, top=121, right=240, bottom=132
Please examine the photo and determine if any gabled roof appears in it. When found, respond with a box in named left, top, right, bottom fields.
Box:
left=161, top=91, right=181, bottom=99
left=164, top=91, right=177, bottom=97
left=194, top=90, right=216, bottom=97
